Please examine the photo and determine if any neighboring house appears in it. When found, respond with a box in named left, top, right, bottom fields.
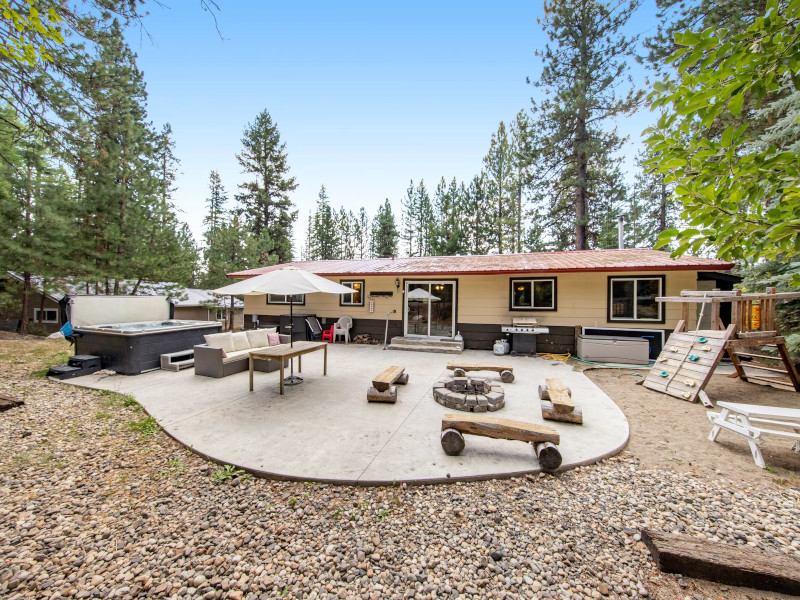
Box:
left=227, top=249, right=736, bottom=354
left=170, top=288, right=244, bottom=329
left=0, top=273, right=242, bottom=334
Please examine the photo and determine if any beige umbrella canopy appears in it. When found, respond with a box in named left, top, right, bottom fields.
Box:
left=213, top=266, right=355, bottom=385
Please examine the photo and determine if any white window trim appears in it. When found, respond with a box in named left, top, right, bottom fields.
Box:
left=267, top=294, right=305, bottom=305
left=33, top=308, right=59, bottom=323
left=510, top=278, right=556, bottom=310
left=609, top=276, right=664, bottom=322
left=339, top=280, right=364, bottom=306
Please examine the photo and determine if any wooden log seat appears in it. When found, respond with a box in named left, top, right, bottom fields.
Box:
left=447, top=362, right=514, bottom=383
left=440, top=414, right=562, bottom=471
left=538, top=378, right=582, bottom=424
left=368, top=366, right=409, bottom=403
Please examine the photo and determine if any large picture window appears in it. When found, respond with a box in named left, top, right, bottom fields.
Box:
left=339, top=280, right=364, bottom=306
left=608, top=276, right=664, bottom=322
left=509, top=278, right=556, bottom=311
left=267, top=294, right=305, bottom=305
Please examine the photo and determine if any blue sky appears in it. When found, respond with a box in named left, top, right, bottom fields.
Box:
left=128, top=1, right=661, bottom=254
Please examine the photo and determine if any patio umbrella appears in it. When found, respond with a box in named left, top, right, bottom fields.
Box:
left=407, top=287, right=441, bottom=301
left=213, top=267, right=355, bottom=385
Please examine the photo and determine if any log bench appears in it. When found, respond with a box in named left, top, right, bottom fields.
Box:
left=446, top=362, right=514, bottom=383
left=367, top=366, right=409, bottom=403
left=538, top=377, right=583, bottom=424
left=440, top=413, right=562, bottom=471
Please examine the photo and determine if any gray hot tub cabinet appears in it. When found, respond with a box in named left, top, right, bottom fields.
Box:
left=577, top=334, right=650, bottom=365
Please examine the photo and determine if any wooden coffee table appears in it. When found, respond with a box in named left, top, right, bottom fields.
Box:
left=249, top=341, right=328, bottom=395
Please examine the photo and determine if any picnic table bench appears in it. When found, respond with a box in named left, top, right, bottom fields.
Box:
left=440, top=413, right=562, bottom=471
left=446, top=362, right=514, bottom=383
left=367, top=366, right=409, bottom=403
left=707, top=401, right=800, bottom=468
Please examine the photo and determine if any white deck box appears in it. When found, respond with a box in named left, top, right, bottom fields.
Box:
left=577, top=335, right=650, bottom=365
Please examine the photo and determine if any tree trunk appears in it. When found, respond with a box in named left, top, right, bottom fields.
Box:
left=659, top=175, right=667, bottom=233
left=131, top=278, right=142, bottom=295
left=19, top=272, right=31, bottom=335
left=38, top=280, right=46, bottom=326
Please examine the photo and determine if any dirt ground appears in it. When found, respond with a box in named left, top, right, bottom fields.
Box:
left=583, top=365, right=800, bottom=490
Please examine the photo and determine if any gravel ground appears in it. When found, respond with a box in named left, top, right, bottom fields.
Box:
left=1, top=337, right=799, bottom=600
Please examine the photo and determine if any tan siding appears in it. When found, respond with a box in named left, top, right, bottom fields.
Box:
left=242, top=270, right=701, bottom=329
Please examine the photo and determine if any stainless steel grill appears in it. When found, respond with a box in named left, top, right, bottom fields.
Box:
left=501, top=317, right=549, bottom=355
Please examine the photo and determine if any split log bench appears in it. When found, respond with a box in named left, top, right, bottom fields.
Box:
left=538, top=377, right=583, bottom=424
left=440, top=413, right=563, bottom=471
left=367, top=366, right=409, bottom=403
left=446, top=362, right=514, bottom=383
left=0, top=393, right=24, bottom=412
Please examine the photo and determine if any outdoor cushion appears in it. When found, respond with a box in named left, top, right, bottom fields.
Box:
left=246, top=329, right=271, bottom=348
left=231, top=332, right=251, bottom=352
left=262, top=327, right=278, bottom=333
left=204, top=332, right=235, bottom=353
left=221, top=349, right=252, bottom=362
left=267, top=332, right=281, bottom=346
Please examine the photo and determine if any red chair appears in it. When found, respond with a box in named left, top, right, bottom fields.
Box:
left=322, top=325, right=335, bottom=343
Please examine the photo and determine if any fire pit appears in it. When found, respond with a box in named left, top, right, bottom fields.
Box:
left=433, top=376, right=505, bottom=412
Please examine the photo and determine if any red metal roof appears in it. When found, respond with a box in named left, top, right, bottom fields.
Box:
left=227, top=249, right=734, bottom=279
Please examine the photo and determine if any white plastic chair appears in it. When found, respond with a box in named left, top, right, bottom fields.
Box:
left=334, top=316, right=352, bottom=344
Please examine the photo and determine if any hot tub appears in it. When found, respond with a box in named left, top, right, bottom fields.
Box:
left=64, top=296, right=222, bottom=375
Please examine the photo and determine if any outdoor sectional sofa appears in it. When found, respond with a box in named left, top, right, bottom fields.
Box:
left=194, top=329, right=289, bottom=378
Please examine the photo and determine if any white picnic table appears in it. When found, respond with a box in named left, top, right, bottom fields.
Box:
left=707, top=401, right=800, bottom=468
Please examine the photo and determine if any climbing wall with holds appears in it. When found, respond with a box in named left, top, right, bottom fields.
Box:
left=643, top=326, right=735, bottom=403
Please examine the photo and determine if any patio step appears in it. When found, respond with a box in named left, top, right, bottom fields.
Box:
left=387, top=337, right=464, bottom=354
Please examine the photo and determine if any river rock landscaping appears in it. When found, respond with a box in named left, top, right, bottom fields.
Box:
left=1, top=336, right=798, bottom=600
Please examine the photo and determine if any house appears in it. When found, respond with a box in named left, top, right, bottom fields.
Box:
left=227, top=249, right=736, bottom=355
left=0, top=273, right=243, bottom=334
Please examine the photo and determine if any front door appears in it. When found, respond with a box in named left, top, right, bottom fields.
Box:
left=404, top=281, right=456, bottom=338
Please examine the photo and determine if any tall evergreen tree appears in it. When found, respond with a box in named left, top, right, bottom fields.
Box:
left=463, top=173, right=492, bottom=255
left=0, top=112, right=73, bottom=334
left=483, top=121, right=516, bottom=253
left=626, top=150, right=677, bottom=248
left=527, top=0, right=642, bottom=250
left=236, top=109, right=298, bottom=263
left=354, top=207, right=370, bottom=259
left=204, top=170, right=227, bottom=235
left=371, top=199, right=399, bottom=258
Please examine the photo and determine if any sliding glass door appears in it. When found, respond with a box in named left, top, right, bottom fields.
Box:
left=404, top=281, right=456, bottom=338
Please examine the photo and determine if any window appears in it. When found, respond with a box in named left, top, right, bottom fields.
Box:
left=608, top=276, right=664, bottom=322
left=267, top=294, right=305, bottom=305
left=509, top=278, right=556, bottom=311
left=340, top=280, right=365, bottom=307
left=33, top=308, right=58, bottom=323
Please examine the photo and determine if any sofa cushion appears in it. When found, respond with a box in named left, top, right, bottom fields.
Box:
left=246, top=329, right=271, bottom=348
left=267, top=332, right=281, bottom=346
left=204, top=332, right=235, bottom=353
left=222, top=349, right=252, bottom=362
left=231, top=331, right=251, bottom=351
left=263, top=326, right=278, bottom=333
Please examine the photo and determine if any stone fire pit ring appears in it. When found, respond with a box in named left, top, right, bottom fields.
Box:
left=433, top=376, right=505, bottom=412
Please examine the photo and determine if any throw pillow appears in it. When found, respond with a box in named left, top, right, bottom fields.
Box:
left=246, top=329, right=271, bottom=348
left=267, top=332, right=281, bottom=346
left=231, top=331, right=251, bottom=351
left=204, top=332, right=235, bottom=353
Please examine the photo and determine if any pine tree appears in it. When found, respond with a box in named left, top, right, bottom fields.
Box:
left=353, top=207, right=370, bottom=259
left=626, top=150, right=677, bottom=248
left=527, top=0, right=643, bottom=250
left=236, top=109, right=298, bottom=263
left=305, top=185, right=339, bottom=260
left=510, top=111, right=533, bottom=253
left=483, top=121, right=516, bottom=253
left=204, top=170, right=227, bottom=235
left=371, top=199, right=399, bottom=258
left=0, top=114, right=73, bottom=334
left=463, top=173, right=492, bottom=255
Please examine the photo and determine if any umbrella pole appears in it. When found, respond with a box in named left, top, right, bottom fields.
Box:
left=285, top=296, right=303, bottom=386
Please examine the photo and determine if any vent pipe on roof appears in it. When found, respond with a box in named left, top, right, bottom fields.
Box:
left=617, top=215, right=625, bottom=249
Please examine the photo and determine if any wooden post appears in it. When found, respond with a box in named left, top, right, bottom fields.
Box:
left=680, top=303, right=689, bottom=332
left=441, top=428, right=465, bottom=455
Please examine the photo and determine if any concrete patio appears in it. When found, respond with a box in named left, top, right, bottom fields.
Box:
left=63, top=345, right=629, bottom=484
